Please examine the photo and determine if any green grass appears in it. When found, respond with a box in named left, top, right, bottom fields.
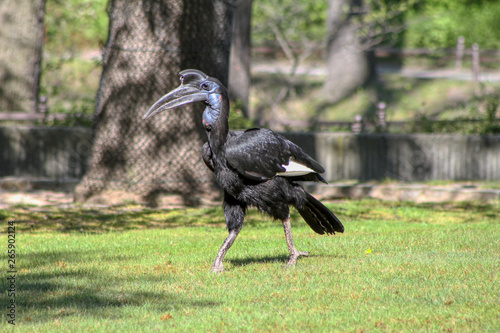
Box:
left=1, top=199, right=499, bottom=332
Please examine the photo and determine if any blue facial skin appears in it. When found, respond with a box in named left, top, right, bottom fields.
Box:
left=202, top=93, right=221, bottom=129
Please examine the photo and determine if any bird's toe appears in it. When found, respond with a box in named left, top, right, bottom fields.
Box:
left=286, top=250, right=310, bottom=267
left=211, top=265, right=225, bottom=273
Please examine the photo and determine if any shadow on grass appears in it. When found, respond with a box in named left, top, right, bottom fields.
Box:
left=3, top=199, right=497, bottom=234
left=0, top=248, right=222, bottom=324
left=227, top=253, right=324, bottom=268
left=2, top=205, right=227, bottom=233
left=228, top=254, right=289, bottom=268
left=3, top=204, right=305, bottom=234
left=1, top=273, right=221, bottom=323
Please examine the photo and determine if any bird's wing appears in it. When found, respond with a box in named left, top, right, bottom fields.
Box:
left=225, top=128, right=325, bottom=181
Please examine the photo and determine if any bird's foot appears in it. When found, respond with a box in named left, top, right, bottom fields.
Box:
left=211, top=264, right=225, bottom=273
left=286, top=251, right=309, bottom=267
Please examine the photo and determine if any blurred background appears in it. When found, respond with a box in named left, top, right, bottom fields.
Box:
left=1, top=0, right=500, bottom=204
left=3, top=0, right=500, bottom=132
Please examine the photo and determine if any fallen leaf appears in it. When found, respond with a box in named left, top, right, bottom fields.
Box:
left=161, top=314, right=173, bottom=321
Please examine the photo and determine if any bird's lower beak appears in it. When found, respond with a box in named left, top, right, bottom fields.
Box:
left=143, top=85, right=208, bottom=120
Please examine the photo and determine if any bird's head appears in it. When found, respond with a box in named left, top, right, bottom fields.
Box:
left=143, top=69, right=227, bottom=131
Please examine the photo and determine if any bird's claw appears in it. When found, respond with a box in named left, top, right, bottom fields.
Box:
left=286, top=251, right=310, bottom=267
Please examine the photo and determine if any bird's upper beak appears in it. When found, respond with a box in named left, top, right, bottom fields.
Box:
left=143, top=85, right=208, bottom=120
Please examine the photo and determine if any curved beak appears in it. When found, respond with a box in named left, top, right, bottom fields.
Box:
left=143, top=85, right=208, bottom=120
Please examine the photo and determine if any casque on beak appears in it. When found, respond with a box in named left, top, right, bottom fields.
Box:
left=143, top=85, right=208, bottom=120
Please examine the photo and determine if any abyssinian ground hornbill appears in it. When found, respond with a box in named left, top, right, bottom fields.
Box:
left=144, top=69, right=344, bottom=272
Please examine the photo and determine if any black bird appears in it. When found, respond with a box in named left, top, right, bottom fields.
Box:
left=144, top=69, right=344, bottom=272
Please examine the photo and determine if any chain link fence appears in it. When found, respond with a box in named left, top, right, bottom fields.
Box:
left=0, top=0, right=45, bottom=113
left=74, top=0, right=233, bottom=204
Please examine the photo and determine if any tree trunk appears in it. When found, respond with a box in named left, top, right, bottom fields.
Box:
left=74, top=0, right=233, bottom=206
left=228, top=0, right=253, bottom=118
left=324, top=0, right=376, bottom=104
left=0, top=0, right=45, bottom=113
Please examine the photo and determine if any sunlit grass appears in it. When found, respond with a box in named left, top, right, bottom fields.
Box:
left=0, top=199, right=498, bottom=331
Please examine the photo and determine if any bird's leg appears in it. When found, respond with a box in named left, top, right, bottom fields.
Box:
left=282, top=216, right=309, bottom=266
left=212, top=193, right=246, bottom=273
left=211, top=227, right=241, bottom=273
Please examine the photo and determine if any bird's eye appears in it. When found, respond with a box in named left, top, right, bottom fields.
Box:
left=201, top=83, right=210, bottom=91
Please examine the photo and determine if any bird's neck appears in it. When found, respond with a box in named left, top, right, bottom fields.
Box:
left=205, top=104, right=229, bottom=154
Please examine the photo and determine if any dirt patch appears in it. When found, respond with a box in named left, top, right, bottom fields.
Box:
left=0, top=190, right=73, bottom=209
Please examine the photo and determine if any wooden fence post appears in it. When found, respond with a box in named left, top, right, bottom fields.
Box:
left=351, top=115, right=364, bottom=134
left=455, top=36, right=465, bottom=70
left=472, top=43, right=480, bottom=91
left=376, top=102, right=387, bottom=132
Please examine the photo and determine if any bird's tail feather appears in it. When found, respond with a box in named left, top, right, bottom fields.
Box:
left=296, top=193, right=344, bottom=235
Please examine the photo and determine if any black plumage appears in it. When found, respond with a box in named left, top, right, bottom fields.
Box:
left=144, top=69, right=344, bottom=272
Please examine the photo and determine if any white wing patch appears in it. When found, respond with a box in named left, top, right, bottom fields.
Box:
left=277, top=160, right=315, bottom=177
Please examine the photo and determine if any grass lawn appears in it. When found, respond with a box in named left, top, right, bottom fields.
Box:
left=1, top=199, right=499, bottom=332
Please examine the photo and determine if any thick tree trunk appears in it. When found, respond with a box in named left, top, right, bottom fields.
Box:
left=0, top=0, right=45, bottom=113
left=324, top=0, right=376, bottom=104
left=74, top=0, right=233, bottom=205
left=228, top=0, right=252, bottom=118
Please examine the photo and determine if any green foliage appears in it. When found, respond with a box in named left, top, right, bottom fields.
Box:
left=41, top=0, right=108, bottom=125
left=41, top=0, right=500, bottom=55
left=484, top=95, right=500, bottom=134
left=251, top=0, right=417, bottom=49
left=411, top=93, right=500, bottom=134
left=229, top=99, right=255, bottom=130
left=355, top=0, right=419, bottom=46
left=40, top=57, right=101, bottom=126
left=252, top=0, right=327, bottom=46
left=44, top=0, right=108, bottom=54
left=1, top=199, right=499, bottom=331
left=405, top=0, right=500, bottom=49
left=251, top=0, right=500, bottom=50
